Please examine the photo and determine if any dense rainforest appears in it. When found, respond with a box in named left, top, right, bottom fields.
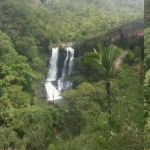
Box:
left=0, top=0, right=145, bottom=150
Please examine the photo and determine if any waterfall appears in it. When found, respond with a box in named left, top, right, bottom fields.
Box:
left=45, top=47, right=61, bottom=100
left=45, top=82, right=61, bottom=100
left=47, top=47, right=59, bottom=81
left=68, top=47, right=74, bottom=75
left=45, top=46, right=74, bottom=101
left=58, top=47, right=74, bottom=93
left=62, top=49, right=69, bottom=78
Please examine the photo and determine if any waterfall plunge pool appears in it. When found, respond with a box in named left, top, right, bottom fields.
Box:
left=46, top=97, right=70, bottom=107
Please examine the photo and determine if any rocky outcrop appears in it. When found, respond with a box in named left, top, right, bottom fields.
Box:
left=106, top=19, right=144, bottom=42
left=76, top=19, right=144, bottom=55
left=51, top=42, right=76, bottom=49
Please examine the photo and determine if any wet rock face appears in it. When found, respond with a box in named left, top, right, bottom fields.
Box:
left=66, top=42, right=76, bottom=47
left=58, top=48, right=67, bottom=78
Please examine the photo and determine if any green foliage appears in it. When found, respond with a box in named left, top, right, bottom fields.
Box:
left=0, top=127, right=27, bottom=150
left=60, top=65, right=144, bottom=150
left=71, top=74, right=87, bottom=88
left=145, top=28, right=150, bottom=71
left=0, top=0, right=144, bottom=149
left=0, top=96, right=14, bottom=125
left=145, top=70, right=150, bottom=88
left=84, top=44, right=124, bottom=79
left=145, top=112, right=150, bottom=149
left=111, top=66, right=144, bottom=149
left=73, top=57, right=102, bottom=82
left=145, top=0, right=150, bottom=28
left=144, top=70, right=150, bottom=123
left=5, top=85, right=30, bottom=108
left=0, top=29, right=46, bottom=149
left=63, top=81, right=106, bottom=106
left=8, top=104, right=64, bottom=150
left=0, top=0, right=143, bottom=47
left=0, top=30, right=17, bottom=64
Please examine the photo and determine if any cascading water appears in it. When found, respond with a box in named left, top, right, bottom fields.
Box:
left=68, top=47, right=74, bottom=75
left=47, top=47, right=59, bottom=81
left=58, top=47, right=74, bottom=93
left=62, top=49, right=69, bottom=78
left=45, top=47, right=61, bottom=100
left=45, top=46, right=74, bottom=101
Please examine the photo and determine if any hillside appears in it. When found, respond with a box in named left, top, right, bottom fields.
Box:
left=0, top=0, right=143, bottom=45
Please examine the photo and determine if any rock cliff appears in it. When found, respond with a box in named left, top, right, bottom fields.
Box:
left=76, top=19, right=144, bottom=55
left=106, top=19, right=144, bottom=43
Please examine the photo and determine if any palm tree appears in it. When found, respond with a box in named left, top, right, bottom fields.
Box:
left=84, top=44, right=127, bottom=116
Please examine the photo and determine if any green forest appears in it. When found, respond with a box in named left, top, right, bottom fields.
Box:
left=0, top=0, right=146, bottom=149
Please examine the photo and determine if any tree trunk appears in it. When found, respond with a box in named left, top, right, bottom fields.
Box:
left=105, top=80, right=111, bottom=126
left=140, top=63, right=144, bottom=85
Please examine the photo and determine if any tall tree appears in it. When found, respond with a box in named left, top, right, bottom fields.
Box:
left=84, top=44, right=127, bottom=116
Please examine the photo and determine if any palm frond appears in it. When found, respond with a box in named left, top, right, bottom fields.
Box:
left=84, top=45, right=126, bottom=79
left=111, top=51, right=128, bottom=75
left=84, top=52, right=101, bottom=65
left=84, top=52, right=106, bottom=75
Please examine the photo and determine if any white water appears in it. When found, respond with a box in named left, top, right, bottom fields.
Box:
left=58, top=47, right=74, bottom=93
left=62, top=49, right=69, bottom=78
left=45, top=81, right=61, bottom=100
left=45, top=47, right=74, bottom=101
left=68, top=47, right=74, bottom=75
left=47, top=47, right=59, bottom=81
left=45, top=47, right=61, bottom=100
